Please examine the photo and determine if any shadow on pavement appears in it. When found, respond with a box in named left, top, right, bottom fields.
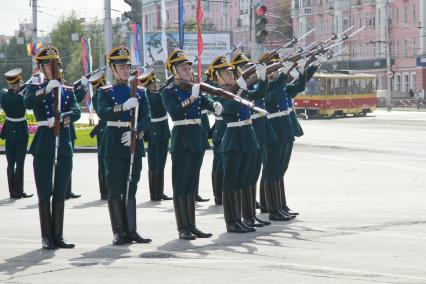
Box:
left=0, top=198, right=17, bottom=207
left=0, top=249, right=56, bottom=276
left=71, top=199, right=107, bottom=209
left=70, top=244, right=131, bottom=267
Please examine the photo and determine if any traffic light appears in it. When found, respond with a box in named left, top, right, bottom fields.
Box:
left=255, top=5, right=268, bottom=44
left=124, top=0, right=142, bottom=24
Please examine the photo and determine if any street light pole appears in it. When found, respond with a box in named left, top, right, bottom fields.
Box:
left=385, top=0, right=392, bottom=112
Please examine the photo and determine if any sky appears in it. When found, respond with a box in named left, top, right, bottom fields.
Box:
left=0, top=0, right=130, bottom=36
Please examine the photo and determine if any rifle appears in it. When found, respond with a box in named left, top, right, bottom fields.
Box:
left=243, top=27, right=365, bottom=90
left=51, top=58, right=61, bottom=188
left=73, top=66, right=108, bottom=88
left=178, top=80, right=269, bottom=115
left=125, top=73, right=140, bottom=203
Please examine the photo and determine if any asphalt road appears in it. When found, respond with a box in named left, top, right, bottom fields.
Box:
left=0, top=109, right=425, bottom=283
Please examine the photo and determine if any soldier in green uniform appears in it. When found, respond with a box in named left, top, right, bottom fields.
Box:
left=203, top=68, right=224, bottom=205
left=231, top=52, right=273, bottom=226
left=161, top=49, right=223, bottom=240
left=279, top=54, right=327, bottom=215
left=97, top=45, right=151, bottom=245
left=138, top=69, right=172, bottom=201
left=64, top=72, right=88, bottom=199
left=1, top=68, right=32, bottom=199
left=209, top=56, right=268, bottom=233
left=89, top=70, right=108, bottom=200
left=24, top=45, right=80, bottom=249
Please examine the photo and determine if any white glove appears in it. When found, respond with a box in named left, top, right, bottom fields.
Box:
left=313, top=53, right=328, bottom=66
left=236, top=76, right=248, bottom=90
left=80, top=76, right=89, bottom=88
left=31, top=75, right=40, bottom=84
left=47, top=117, right=55, bottom=128
left=122, top=97, right=138, bottom=111
left=213, top=102, right=223, bottom=116
left=289, top=69, right=300, bottom=81
left=190, top=83, right=200, bottom=102
left=297, top=58, right=307, bottom=73
left=45, top=79, right=61, bottom=94
left=279, top=61, right=293, bottom=74
left=255, top=63, right=267, bottom=81
left=121, top=131, right=131, bottom=146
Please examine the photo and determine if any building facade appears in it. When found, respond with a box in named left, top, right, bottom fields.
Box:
left=292, top=0, right=426, bottom=96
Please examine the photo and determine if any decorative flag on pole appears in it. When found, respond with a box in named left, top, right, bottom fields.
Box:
left=161, top=0, right=168, bottom=74
left=80, top=37, right=93, bottom=113
left=178, top=0, right=185, bottom=49
left=131, top=23, right=141, bottom=66
left=87, top=38, right=94, bottom=114
left=196, top=0, right=204, bottom=82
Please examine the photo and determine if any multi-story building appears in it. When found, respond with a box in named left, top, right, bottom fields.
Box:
left=292, top=0, right=426, bottom=96
left=140, top=0, right=288, bottom=55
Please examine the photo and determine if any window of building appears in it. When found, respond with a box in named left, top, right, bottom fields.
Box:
left=413, top=5, right=416, bottom=22
left=358, top=16, right=362, bottom=27
left=413, top=38, right=417, bottom=56
left=411, top=73, right=417, bottom=92
left=404, top=40, right=408, bottom=56
left=404, top=6, right=408, bottom=23
left=394, top=74, right=401, bottom=92
left=402, top=73, right=409, bottom=93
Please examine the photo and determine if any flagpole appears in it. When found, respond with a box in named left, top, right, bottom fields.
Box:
left=161, top=0, right=168, bottom=78
left=87, top=38, right=94, bottom=125
left=196, top=0, right=203, bottom=82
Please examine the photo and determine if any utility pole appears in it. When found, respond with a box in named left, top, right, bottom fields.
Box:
left=32, top=0, right=37, bottom=44
left=104, top=0, right=113, bottom=81
left=385, top=0, right=392, bottom=112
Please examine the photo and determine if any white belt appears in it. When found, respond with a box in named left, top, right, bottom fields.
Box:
left=267, top=110, right=290, bottom=119
left=215, top=116, right=223, bottom=121
left=107, top=121, right=131, bottom=128
left=37, top=121, right=49, bottom=127
left=201, top=110, right=209, bottom=115
left=151, top=115, right=168, bottom=123
left=227, top=119, right=252, bottom=128
left=6, top=116, right=26, bottom=122
left=250, top=113, right=265, bottom=120
left=173, top=118, right=201, bottom=126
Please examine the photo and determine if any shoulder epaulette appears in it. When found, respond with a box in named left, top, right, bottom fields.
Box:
left=100, top=84, right=113, bottom=91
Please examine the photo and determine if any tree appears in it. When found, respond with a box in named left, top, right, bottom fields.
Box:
left=273, top=0, right=293, bottom=41
left=50, top=11, right=85, bottom=84
left=0, top=33, right=33, bottom=89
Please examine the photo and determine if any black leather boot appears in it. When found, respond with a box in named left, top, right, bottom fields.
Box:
left=195, top=194, right=210, bottom=202
left=14, top=167, right=33, bottom=198
left=242, top=187, right=263, bottom=228
left=158, top=171, right=172, bottom=201
left=259, top=177, right=268, bottom=213
left=148, top=171, right=157, bottom=201
left=65, top=178, right=81, bottom=200
left=99, top=163, right=108, bottom=200
left=265, top=182, right=293, bottom=221
left=279, top=179, right=299, bottom=216
left=7, top=167, right=17, bottom=199
left=187, top=194, right=212, bottom=238
left=125, top=199, right=152, bottom=243
left=186, top=194, right=213, bottom=238
left=222, top=191, right=247, bottom=233
left=108, top=199, right=127, bottom=245
left=52, top=199, right=75, bottom=248
left=275, top=181, right=296, bottom=219
left=250, top=185, right=270, bottom=226
left=213, top=171, right=223, bottom=205
left=39, top=199, right=54, bottom=249
left=173, top=196, right=196, bottom=240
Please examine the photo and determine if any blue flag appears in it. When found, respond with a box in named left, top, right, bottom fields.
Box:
left=178, top=0, right=185, bottom=49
